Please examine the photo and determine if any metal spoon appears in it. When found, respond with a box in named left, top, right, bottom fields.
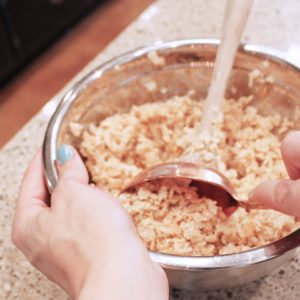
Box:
left=121, top=162, right=261, bottom=215
left=121, top=0, right=255, bottom=213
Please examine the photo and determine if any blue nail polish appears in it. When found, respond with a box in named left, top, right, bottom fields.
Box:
left=57, top=144, right=73, bottom=164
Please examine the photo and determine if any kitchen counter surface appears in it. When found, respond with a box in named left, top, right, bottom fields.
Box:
left=1, top=0, right=300, bottom=299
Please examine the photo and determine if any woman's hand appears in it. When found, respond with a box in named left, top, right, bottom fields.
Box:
left=250, top=131, right=300, bottom=217
left=12, top=145, right=168, bottom=300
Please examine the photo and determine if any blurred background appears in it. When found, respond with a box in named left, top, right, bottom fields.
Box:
left=0, top=0, right=153, bottom=148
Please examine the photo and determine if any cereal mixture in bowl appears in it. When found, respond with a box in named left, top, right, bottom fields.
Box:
left=69, top=94, right=300, bottom=256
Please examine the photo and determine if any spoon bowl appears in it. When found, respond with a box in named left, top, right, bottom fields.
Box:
left=121, top=162, right=259, bottom=214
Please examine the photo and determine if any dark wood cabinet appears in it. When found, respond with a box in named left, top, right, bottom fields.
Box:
left=0, top=0, right=105, bottom=85
left=0, top=16, right=14, bottom=82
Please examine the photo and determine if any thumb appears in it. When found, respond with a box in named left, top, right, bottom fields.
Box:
left=249, top=131, right=300, bottom=217
left=249, top=179, right=300, bottom=217
left=56, top=144, right=89, bottom=185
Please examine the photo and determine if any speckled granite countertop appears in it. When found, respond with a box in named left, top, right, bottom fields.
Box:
left=1, top=0, right=300, bottom=299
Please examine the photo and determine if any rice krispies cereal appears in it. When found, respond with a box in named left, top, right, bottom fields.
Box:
left=70, top=95, right=299, bottom=256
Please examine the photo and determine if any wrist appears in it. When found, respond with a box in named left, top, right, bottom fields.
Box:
left=76, top=245, right=168, bottom=300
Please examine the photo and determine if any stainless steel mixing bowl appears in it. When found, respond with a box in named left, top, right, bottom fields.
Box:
left=43, top=39, right=300, bottom=290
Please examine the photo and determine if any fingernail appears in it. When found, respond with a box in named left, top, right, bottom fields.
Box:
left=247, top=191, right=265, bottom=209
left=57, top=144, right=73, bottom=164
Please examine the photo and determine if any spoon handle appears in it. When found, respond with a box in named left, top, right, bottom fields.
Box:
left=199, top=0, right=253, bottom=135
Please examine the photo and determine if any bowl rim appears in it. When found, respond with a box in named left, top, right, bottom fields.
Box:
left=43, top=38, right=300, bottom=270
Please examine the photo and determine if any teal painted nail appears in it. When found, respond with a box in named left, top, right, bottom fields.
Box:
left=57, top=144, right=73, bottom=164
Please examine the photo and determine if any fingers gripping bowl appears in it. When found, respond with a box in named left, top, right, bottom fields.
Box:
left=43, top=39, right=300, bottom=290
